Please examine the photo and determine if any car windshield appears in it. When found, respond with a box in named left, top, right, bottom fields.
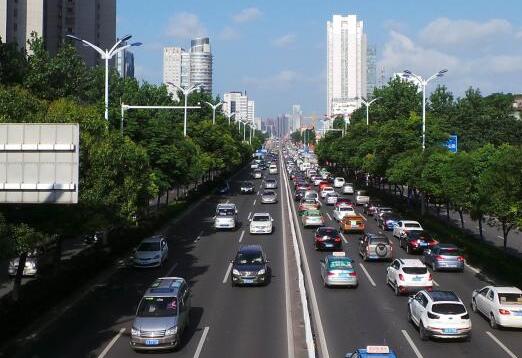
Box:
left=328, top=259, right=353, bottom=269
left=498, top=293, right=522, bottom=305
left=357, top=191, right=367, bottom=195
left=403, top=267, right=427, bottom=275
left=243, top=182, right=253, bottom=187
left=253, top=215, right=270, bottom=222
left=217, top=209, right=235, bottom=216
left=432, top=303, right=466, bottom=315
left=369, top=237, right=389, bottom=245
left=317, top=228, right=339, bottom=236
left=405, top=223, right=421, bottom=228
left=339, top=207, right=354, bottom=212
left=137, top=242, right=160, bottom=252
left=306, top=210, right=321, bottom=216
left=439, top=248, right=461, bottom=256
left=235, top=252, right=264, bottom=265
left=137, top=296, right=177, bottom=317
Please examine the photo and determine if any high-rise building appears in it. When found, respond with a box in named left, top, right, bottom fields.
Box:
left=116, top=41, right=135, bottom=79
left=224, top=91, right=249, bottom=121
left=190, top=37, right=212, bottom=93
left=367, top=46, right=377, bottom=98
left=290, top=105, right=302, bottom=133
left=163, top=47, right=190, bottom=97
left=327, top=14, right=367, bottom=121
left=248, top=100, right=255, bottom=123
left=1, top=0, right=116, bottom=66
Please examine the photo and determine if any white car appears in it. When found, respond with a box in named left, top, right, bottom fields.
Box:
left=333, top=177, right=345, bottom=188
left=472, top=286, right=522, bottom=329
left=269, top=164, right=278, bottom=174
left=132, top=235, right=169, bottom=268
left=320, top=186, right=335, bottom=199
left=249, top=213, right=274, bottom=234
left=313, top=176, right=323, bottom=186
left=392, top=220, right=424, bottom=239
left=408, top=290, right=471, bottom=341
left=386, top=258, right=432, bottom=296
left=321, top=171, right=330, bottom=180
left=332, top=204, right=356, bottom=221
left=355, top=190, right=370, bottom=205
left=251, top=161, right=259, bottom=169
left=214, top=203, right=238, bottom=229
left=325, top=192, right=339, bottom=205
left=342, top=183, right=354, bottom=195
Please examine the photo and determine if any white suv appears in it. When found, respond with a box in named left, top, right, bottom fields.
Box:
left=214, top=203, right=238, bottom=229
left=249, top=213, right=274, bottom=234
left=392, top=220, right=423, bottom=239
left=386, top=258, right=432, bottom=296
left=320, top=186, right=335, bottom=199
left=269, top=164, right=278, bottom=174
left=333, top=177, right=345, bottom=188
left=408, top=290, right=471, bottom=341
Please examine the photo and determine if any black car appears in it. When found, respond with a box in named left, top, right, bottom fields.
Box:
left=231, top=245, right=271, bottom=286
left=295, top=188, right=306, bottom=201
left=217, top=181, right=230, bottom=195
left=314, top=227, right=343, bottom=251
left=240, top=181, right=255, bottom=194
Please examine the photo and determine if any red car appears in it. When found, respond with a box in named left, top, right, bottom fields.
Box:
left=318, top=181, right=330, bottom=191
left=399, top=230, right=439, bottom=254
left=335, top=198, right=353, bottom=208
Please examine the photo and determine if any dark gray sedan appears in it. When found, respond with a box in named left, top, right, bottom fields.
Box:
left=423, top=244, right=464, bottom=272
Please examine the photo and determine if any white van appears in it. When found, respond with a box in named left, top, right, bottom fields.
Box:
left=269, top=164, right=278, bottom=174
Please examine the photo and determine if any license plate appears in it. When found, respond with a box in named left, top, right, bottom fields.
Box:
left=145, top=339, right=159, bottom=345
left=325, top=244, right=333, bottom=247
left=412, top=277, right=422, bottom=281
left=443, top=328, right=457, bottom=334
left=513, top=311, right=522, bottom=316
left=243, top=279, right=254, bottom=284
left=419, top=243, right=427, bottom=247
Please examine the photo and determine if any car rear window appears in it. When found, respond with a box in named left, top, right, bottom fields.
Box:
left=405, top=223, right=421, bottom=228
left=217, top=209, right=235, bottom=216
left=498, top=293, right=522, bottom=305
left=432, top=303, right=466, bottom=315
left=137, top=296, right=177, bottom=317
left=263, top=191, right=275, bottom=196
left=403, top=267, right=427, bottom=275
left=328, top=259, right=353, bottom=269
left=137, top=242, right=160, bottom=252
left=318, top=228, right=339, bottom=236
left=253, top=215, right=270, bottom=222
left=439, top=248, right=461, bottom=256
left=369, top=237, right=389, bottom=245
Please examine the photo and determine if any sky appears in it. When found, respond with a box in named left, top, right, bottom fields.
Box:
left=117, top=0, right=522, bottom=118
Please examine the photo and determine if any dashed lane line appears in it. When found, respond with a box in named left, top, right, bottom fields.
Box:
left=193, top=326, right=210, bottom=358
left=401, top=329, right=424, bottom=358
left=486, top=331, right=518, bottom=358
left=238, top=230, right=245, bottom=243
left=358, top=263, right=376, bottom=287
left=97, top=327, right=125, bottom=358
left=248, top=212, right=252, bottom=220
left=222, top=263, right=233, bottom=284
left=326, top=212, right=333, bottom=221
left=253, top=199, right=257, bottom=206
left=340, top=233, right=348, bottom=244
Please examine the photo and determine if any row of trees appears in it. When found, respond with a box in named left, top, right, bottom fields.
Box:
left=0, top=35, right=264, bottom=295
left=290, top=128, right=316, bottom=145
left=315, top=78, right=522, bottom=249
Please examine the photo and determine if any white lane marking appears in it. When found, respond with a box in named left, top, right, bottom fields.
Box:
left=257, top=190, right=260, bottom=195
left=497, top=235, right=504, bottom=240
left=222, top=262, right=233, bottom=284
left=248, top=212, right=252, bottom=220
left=166, top=262, right=178, bottom=277
left=194, top=230, right=204, bottom=243
left=340, top=233, right=348, bottom=244
left=97, top=327, right=125, bottom=358
left=401, top=329, right=424, bottom=358
left=486, top=331, right=519, bottom=358
left=253, top=199, right=257, bottom=206
left=280, top=156, right=295, bottom=358
left=326, top=212, right=332, bottom=221
left=239, top=230, right=245, bottom=243
left=358, top=263, right=376, bottom=287
left=465, top=263, right=481, bottom=274
left=433, top=279, right=440, bottom=287
left=359, top=213, right=368, bottom=221
left=193, top=326, right=210, bottom=358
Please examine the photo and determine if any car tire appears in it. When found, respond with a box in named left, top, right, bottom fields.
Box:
left=394, top=283, right=401, bottom=296
left=490, top=313, right=498, bottom=329
left=419, top=322, right=429, bottom=341
left=471, top=299, right=478, bottom=313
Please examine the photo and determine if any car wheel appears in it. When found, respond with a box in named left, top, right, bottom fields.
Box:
left=471, top=299, right=478, bottom=313
left=490, top=313, right=498, bottom=329
left=323, top=280, right=328, bottom=288
left=394, top=283, right=401, bottom=296
left=419, top=322, right=429, bottom=341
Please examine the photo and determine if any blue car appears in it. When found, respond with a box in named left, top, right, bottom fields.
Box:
left=378, top=213, right=400, bottom=231
left=345, top=346, right=397, bottom=358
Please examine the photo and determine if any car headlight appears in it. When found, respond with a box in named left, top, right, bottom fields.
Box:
left=154, top=254, right=160, bottom=259
left=258, top=269, right=266, bottom=275
left=165, top=326, right=178, bottom=336
left=131, top=327, right=140, bottom=336
left=232, top=269, right=240, bottom=275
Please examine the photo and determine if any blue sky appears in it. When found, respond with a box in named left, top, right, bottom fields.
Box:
left=117, top=0, right=522, bottom=118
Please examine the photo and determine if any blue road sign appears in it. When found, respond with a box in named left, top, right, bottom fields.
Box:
left=446, top=135, right=458, bottom=153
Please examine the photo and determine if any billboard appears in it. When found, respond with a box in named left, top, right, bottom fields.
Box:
left=0, top=123, right=79, bottom=204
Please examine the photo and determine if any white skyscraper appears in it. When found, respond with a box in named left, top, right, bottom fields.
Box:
left=163, top=47, right=190, bottom=97
left=327, top=14, right=367, bottom=121
left=224, top=91, right=249, bottom=120
left=248, top=100, right=255, bottom=123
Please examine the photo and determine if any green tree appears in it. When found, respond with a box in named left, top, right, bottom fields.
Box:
left=0, top=39, right=27, bottom=85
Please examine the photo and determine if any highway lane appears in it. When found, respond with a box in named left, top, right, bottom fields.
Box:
left=283, top=159, right=522, bottom=358
left=15, top=164, right=291, bottom=358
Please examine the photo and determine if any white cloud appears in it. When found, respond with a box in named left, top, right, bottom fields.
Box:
left=273, top=34, right=296, bottom=48
left=219, top=26, right=240, bottom=41
left=233, top=7, right=262, bottom=23
left=165, top=12, right=207, bottom=39
left=419, top=18, right=512, bottom=48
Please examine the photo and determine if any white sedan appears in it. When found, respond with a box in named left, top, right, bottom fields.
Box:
left=332, top=204, right=356, bottom=221
left=333, top=177, right=345, bottom=188
left=472, top=286, right=522, bottom=328
left=249, top=213, right=274, bottom=234
left=320, top=186, right=335, bottom=198
left=392, top=220, right=423, bottom=239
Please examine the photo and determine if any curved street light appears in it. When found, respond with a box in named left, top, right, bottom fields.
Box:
left=360, top=97, right=381, bottom=129
left=204, top=101, right=223, bottom=125
left=166, top=82, right=202, bottom=137
left=66, top=34, right=142, bottom=121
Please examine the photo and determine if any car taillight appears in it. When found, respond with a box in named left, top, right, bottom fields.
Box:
left=435, top=255, right=444, bottom=261
left=499, top=309, right=511, bottom=315
left=399, top=274, right=405, bottom=281
left=428, top=273, right=432, bottom=281
left=349, top=272, right=357, bottom=277
left=457, top=256, right=465, bottom=262
left=327, top=272, right=336, bottom=277
left=427, top=312, right=440, bottom=319
left=334, top=237, right=341, bottom=242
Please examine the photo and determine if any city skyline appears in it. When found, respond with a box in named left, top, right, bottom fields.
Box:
left=118, top=0, right=521, bottom=118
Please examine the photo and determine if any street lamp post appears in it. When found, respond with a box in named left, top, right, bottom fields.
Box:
left=360, top=97, right=381, bottom=129
left=167, top=82, right=202, bottom=137
left=66, top=34, right=142, bottom=121
left=204, top=101, right=223, bottom=125
left=227, top=112, right=236, bottom=125
left=402, top=69, right=448, bottom=151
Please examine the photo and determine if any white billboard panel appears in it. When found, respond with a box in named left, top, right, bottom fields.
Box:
left=0, top=123, right=79, bottom=204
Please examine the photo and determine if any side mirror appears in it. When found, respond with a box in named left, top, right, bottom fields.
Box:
left=320, top=258, right=325, bottom=263
left=249, top=218, right=252, bottom=222
left=230, top=260, right=234, bottom=264
left=266, top=259, right=270, bottom=264
left=424, top=249, right=431, bottom=255
left=271, top=218, right=274, bottom=222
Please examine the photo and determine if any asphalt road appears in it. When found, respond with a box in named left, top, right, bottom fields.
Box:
left=282, top=157, right=522, bottom=358
left=13, top=164, right=292, bottom=358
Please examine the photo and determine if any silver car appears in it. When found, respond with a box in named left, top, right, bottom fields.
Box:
left=264, top=179, right=278, bottom=189
left=8, top=252, right=38, bottom=277
left=130, top=277, right=191, bottom=351
left=423, top=244, right=464, bottom=272
left=261, top=190, right=278, bottom=204
left=320, top=253, right=358, bottom=288
left=359, top=233, right=393, bottom=261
